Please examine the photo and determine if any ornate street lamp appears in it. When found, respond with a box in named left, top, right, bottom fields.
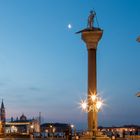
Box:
left=80, top=93, right=103, bottom=136
left=71, top=124, right=76, bottom=137
left=80, top=94, right=103, bottom=112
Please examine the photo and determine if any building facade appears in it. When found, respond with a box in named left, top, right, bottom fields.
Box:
left=0, top=100, right=40, bottom=135
left=5, top=114, right=40, bottom=135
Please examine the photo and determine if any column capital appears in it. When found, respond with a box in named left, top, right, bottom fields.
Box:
left=82, top=29, right=103, bottom=49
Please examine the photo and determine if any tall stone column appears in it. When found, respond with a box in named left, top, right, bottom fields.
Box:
left=82, top=30, right=103, bottom=135
left=77, top=28, right=103, bottom=136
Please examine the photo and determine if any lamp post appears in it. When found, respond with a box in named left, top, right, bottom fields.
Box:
left=49, top=125, right=55, bottom=138
left=30, top=125, right=34, bottom=131
left=80, top=94, right=103, bottom=136
left=71, top=124, right=76, bottom=138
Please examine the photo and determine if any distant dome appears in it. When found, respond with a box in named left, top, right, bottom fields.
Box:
left=20, top=114, right=27, bottom=121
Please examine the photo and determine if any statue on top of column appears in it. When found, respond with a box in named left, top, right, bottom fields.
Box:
left=88, top=10, right=96, bottom=29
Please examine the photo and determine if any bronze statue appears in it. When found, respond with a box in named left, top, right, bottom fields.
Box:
left=88, top=10, right=96, bottom=29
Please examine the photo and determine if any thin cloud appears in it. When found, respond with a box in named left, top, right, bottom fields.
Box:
left=28, top=87, right=41, bottom=92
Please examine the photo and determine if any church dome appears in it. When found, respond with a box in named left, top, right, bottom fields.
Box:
left=20, top=114, right=27, bottom=121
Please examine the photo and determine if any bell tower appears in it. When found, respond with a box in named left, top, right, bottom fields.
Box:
left=1, top=100, right=5, bottom=134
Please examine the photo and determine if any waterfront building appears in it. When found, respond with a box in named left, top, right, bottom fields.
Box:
left=41, top=123, right=71, bottom=137
left=99, top=125, right=140, bottom=138
left=5, top=114, right=40, bottom=135
left=0, top=100, right=40, bottom=135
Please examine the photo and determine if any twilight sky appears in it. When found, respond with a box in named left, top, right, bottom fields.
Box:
left=0, top=0, right=140, bottom=129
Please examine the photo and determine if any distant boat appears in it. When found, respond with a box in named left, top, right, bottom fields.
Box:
left=136, top=36, right=140, bottom=42
left=136, top=92, right=140, bottom=97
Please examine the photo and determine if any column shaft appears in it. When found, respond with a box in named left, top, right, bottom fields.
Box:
left=87, top=49, right=97, bottom=135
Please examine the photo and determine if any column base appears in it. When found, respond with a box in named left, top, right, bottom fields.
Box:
left=79, top=132, right=110, bottom=140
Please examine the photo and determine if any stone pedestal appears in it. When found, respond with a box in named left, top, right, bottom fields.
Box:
left=80, top=135, right=110, bottom=140
left=79, top=131, right=110, bottom=140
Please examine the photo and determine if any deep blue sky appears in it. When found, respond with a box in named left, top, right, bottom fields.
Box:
left=0, top=0, right=140, bottom=129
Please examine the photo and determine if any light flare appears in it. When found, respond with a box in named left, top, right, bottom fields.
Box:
left=91, top=94, right=96, bottom=102
left=71, top=124, right=74, bottom=128
left=79, top=91, right=106, bottom=113
left=80, top=99, right=87, bottom=111
left=96, top=100, right=102, bottom=110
